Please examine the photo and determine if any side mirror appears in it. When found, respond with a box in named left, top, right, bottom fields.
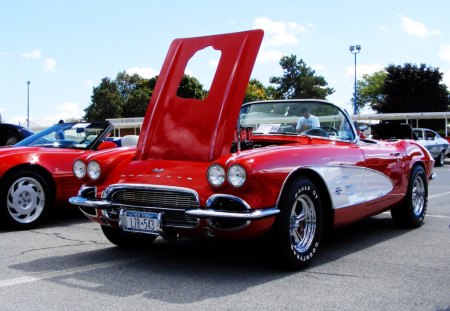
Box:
left=97, top=141, right=117, bottom=150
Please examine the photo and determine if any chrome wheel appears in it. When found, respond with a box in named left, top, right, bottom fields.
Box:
left=273, top=177, right=323, bottom=270
left=290, top=194, right=317, bottom=253
left=7, top=177, right=46, bottom=224
left=437, top=151, right=445, bottom=166
left=391, top=165, right=427, bottom=228
left=412, top=174, right=425, bottom=217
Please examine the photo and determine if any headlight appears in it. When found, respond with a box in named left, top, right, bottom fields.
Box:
left=227, top=164, right=246, bottom=187
left=207, top=164, right=226, bottom=187
left=87, top=160, right=101, bottom=180
left=73, top=160, right=86, bottom=179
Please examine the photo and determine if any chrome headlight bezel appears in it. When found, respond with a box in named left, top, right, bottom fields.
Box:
left=73, top=160, right=86, bottom=179
left=227, top=164, right=247, bottom=187
left=207, top=164, right=226, bottom=187
left=87, top=160, right=101, bottom=180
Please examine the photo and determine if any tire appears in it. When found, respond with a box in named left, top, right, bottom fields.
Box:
left=0, top=169, right=51, bottom=229
left=434, top=150, right=445, bottom=167
left=272, top=177, right=323, bottom=270
left=101, top=225, right=157, bottom=247
left=391, top=165, right=427, bottom=228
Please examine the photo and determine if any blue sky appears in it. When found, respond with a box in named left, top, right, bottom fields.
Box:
left=1, top=0, right=449, bottom=127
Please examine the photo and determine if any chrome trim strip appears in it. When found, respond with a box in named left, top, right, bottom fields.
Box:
left=308, top=165, right=393, bottom=209
left=185, top=207, right=279, bottom=220
left=277, top=165, right=394, bottom=211
left=205, top=193, right=252, bottom=210
left=69, top=196, right=111, bottom=208
left=78, top=186, right=97, bottom=196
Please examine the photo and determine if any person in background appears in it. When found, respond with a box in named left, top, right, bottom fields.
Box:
left=296, top=106, right=320, bottom=133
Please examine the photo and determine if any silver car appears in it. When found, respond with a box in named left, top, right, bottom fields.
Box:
left=413, top=128, right=449, bottom=166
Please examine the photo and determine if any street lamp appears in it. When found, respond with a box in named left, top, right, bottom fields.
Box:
left=349, top=45, right=361, bottom=115
left=27, top=81, right=30, bottom=128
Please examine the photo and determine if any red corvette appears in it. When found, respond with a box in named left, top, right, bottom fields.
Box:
left=0, top=121, right=118, bottom=229
left=69, top=30, right=435, bottom=269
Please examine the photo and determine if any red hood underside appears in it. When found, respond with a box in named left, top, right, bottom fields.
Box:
left=134, top=30, right=263, bottom=162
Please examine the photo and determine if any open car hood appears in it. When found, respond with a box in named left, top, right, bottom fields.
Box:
left=134, top=30, right=263, bottom=162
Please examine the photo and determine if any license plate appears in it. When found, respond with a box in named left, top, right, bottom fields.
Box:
left=120, top=210, right=161, bottom=235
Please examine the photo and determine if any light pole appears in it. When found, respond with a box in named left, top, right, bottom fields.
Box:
left=27, top=81, right=30, bottom=128
left=349, top=45, right=361, bottom=115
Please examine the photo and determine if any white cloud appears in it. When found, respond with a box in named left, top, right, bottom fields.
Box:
left=256, top=50, right=284, bottom=63
left=253, top=17, right=307, bottom=47
left=126, top=66, right=158, bottom=79
left=346, top=63, right=384, bottom=79
left=43, top=58, right=57, bottom=72
left=21, top=49, right=42, bottom=59
left=379, top=26, right=390, bottom=33
left=439, top=45, right=450, bottom=63
left=400, top=16, right=440, bottom=38
left=44, top=102, right=84, bottom=122
left=0, top=51, right=9, bottom=57
left=6, top=102, right=84, bottom=126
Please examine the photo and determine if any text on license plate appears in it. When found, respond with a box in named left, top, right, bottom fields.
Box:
left=121, top=210, right=161, bottom=234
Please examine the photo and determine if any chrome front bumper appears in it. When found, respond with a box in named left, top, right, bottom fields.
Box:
left=69, top=186, right=280, bottom=221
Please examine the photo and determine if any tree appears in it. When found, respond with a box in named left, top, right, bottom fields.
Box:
left=84, top=73, right=206, bottom=121
left=117, top=72, right=155, bottom=118
left=269, top=55, right=334, bottom=99
left=354, top=71, right=387, bottom=111
left=84, top=78, right=123, bottom=121
left=243, top=79, right=272, bottom=103
left=375, top=63, right=449, bottom=113
left=176, top=74, right=206, bottom=99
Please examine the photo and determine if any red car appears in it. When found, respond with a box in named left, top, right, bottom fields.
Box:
left=0, top=121, right=118, bottom=229
left=69, top=30, right=435, bottom=269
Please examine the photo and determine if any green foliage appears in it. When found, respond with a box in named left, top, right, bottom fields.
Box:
left=354, top=71, right=387, bottom=111
left=244, top=79, right=273, bottom=103
left=84, top=77, right=123, bottom=121
left=84, top=73, right=205, bottom=121
left=377, top=63, right=449, bottom=113
left=269, top=55, right=334, bottom=100
left=117, top=71, right=154, bottom=118
left=177, top=75, right=206, bottom=99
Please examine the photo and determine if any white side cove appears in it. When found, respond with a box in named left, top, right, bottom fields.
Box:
left=308, top=166, right=394, bottom=209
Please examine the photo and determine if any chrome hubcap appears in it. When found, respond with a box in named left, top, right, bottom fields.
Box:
left=290, top=194, right=316, bottom=253
left=7, top=177, right=45, bottom=224
left=412, top=175, right=425, bottom=216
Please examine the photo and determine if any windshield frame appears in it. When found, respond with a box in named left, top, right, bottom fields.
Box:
left=14, top=121, right=113, bottom=150
left=240, top=99, right=357, bottom=142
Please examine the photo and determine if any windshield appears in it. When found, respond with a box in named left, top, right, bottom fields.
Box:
left=240, top=100, right=355, bottom=141
left=15, top=122, right=111, bottom=149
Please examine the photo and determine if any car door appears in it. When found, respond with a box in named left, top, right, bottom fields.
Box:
left=359, top=141, right=405, bottom=198
left=424, top=129, right=439, bottom=158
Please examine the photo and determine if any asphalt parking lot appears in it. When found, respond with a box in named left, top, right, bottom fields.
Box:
left=0, top=163, right=449, bottom=311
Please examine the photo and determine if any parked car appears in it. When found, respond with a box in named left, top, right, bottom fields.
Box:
left=369, top=123, right=448, bottom=167
left=69, top=29, right=435, bottom=270
left=0, top=121, right=121, bottom=229
left=413, top=128, right=449, bottom=166
left=0, top=123, right=35, bottom=146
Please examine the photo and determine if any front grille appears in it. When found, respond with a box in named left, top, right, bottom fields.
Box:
left=112, top=189, right=198, bottom=209
left=109, top=188, right=199, bottom=228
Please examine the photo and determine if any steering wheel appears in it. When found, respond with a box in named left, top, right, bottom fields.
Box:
left=304, top=128, right=329, bottom=137
left=319, top=126, right=339, bottom=136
